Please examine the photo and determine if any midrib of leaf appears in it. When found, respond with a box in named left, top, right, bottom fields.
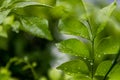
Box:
left=81, top=0, right=93, bottom=40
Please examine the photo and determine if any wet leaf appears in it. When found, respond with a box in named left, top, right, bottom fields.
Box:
left=20, top=16, right=52, bottom=40
left=59, top=18, right=89, bottom=39
left=56, top=38, right=89, bottom=57
left=57, top=59, right=89, bottom=75
left=95, top=60, right=112, bottom=76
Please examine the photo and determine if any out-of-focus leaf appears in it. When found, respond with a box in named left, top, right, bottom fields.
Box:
left=57, top=59, right=89, bottom=74
left=0, top=67, right=11, bottom=80
left=35, top=0, right=56, bottom=6
left=0, top=0, right=12, bottom=8
left=89, top=1, right=116, bottom=37
left=13, top=1, right=52, bottom=9
left=96, top=1, right=116, bottom=34
left=11, top=21, right=20, bottom=33
left=56, top=38, right=89, bottom=57
left=95, top=60, right=112, bottom=76
left=0, top=9, right=11, bottom=24
left=20, top=16, right=52, bottom=40
left=95, top=18, right=120, bottom=55
left=3, top=15, right=14, bottom=25
left=59, top=18, right=89, bottom=39
left=0, top=25, right=7, bottom=38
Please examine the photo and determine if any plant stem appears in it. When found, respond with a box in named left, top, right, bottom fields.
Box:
left=5, top=57, right=18, bottom=69
left=81, top=0, right=95, bottom=79
left=91, top=38, right=95, bottom=79
left=48, top=18, right=62, bottom=42
left=25, top=60, right=38, bottom=80
left=87, top=16, right=95, bottom=80
left=103, top=49, right=120, bottom=80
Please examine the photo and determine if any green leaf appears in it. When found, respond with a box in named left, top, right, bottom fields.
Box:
left=96, top=1, right=116, bottom=34
left=0, top=25, right=7, bottom=38
left=13, top=1, right=52, bottom=9
left=108, top=64, right=120, bottom=80
left=89, top=1, right=116, bottom=37
left=20, top=16, right=52, bottom=40
left=59, top=18, right=89, bottom=39
left=95, top=60, right=112, bottom=76
left=0, top=67, right=11, bottom=80
left=56, top=38, right=89, bottom=57
left=96, top=36, right=119, bottom=54
left=0, top=0, right=12, bottom=8
left=95, top=36, right=119, bottom=54
left=11, top=21, right=20, bottom=33
left=57, top=59, right=89, bottom=75
left=0, top=9, right=11, bottom=24
left=95, top=19, right=120, bottom=55
left=0, top=0, right=4, bottom=6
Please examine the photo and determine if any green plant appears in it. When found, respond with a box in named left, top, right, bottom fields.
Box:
left=0, top=0, right=120, bottom=80
left=0, top=0, right=53, bottom=40
left=56, top=0, right=120, bottom=80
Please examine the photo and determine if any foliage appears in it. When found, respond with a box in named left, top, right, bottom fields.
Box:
left=0, top=0, right=120, bottom=80
left=56, top=0, right=120, bottom=80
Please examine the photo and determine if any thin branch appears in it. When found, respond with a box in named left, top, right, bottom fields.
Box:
left=103, top=49, right=120, bottom=80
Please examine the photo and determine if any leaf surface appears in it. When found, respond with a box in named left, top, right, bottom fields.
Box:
left=108, top=64, right=120, bottom=80
left=59, top=18, right=89, bottom=39
left=20, top=17, right=52, bottom=40
left=0, top=9, right=11, bottom=24
left=56, top=38, right=89, bottom=57
left=95, top=60, right=112, bottom=76
left=57, top=59, right=89, bottom=74
left=13, top=1, right=52, bottom=9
